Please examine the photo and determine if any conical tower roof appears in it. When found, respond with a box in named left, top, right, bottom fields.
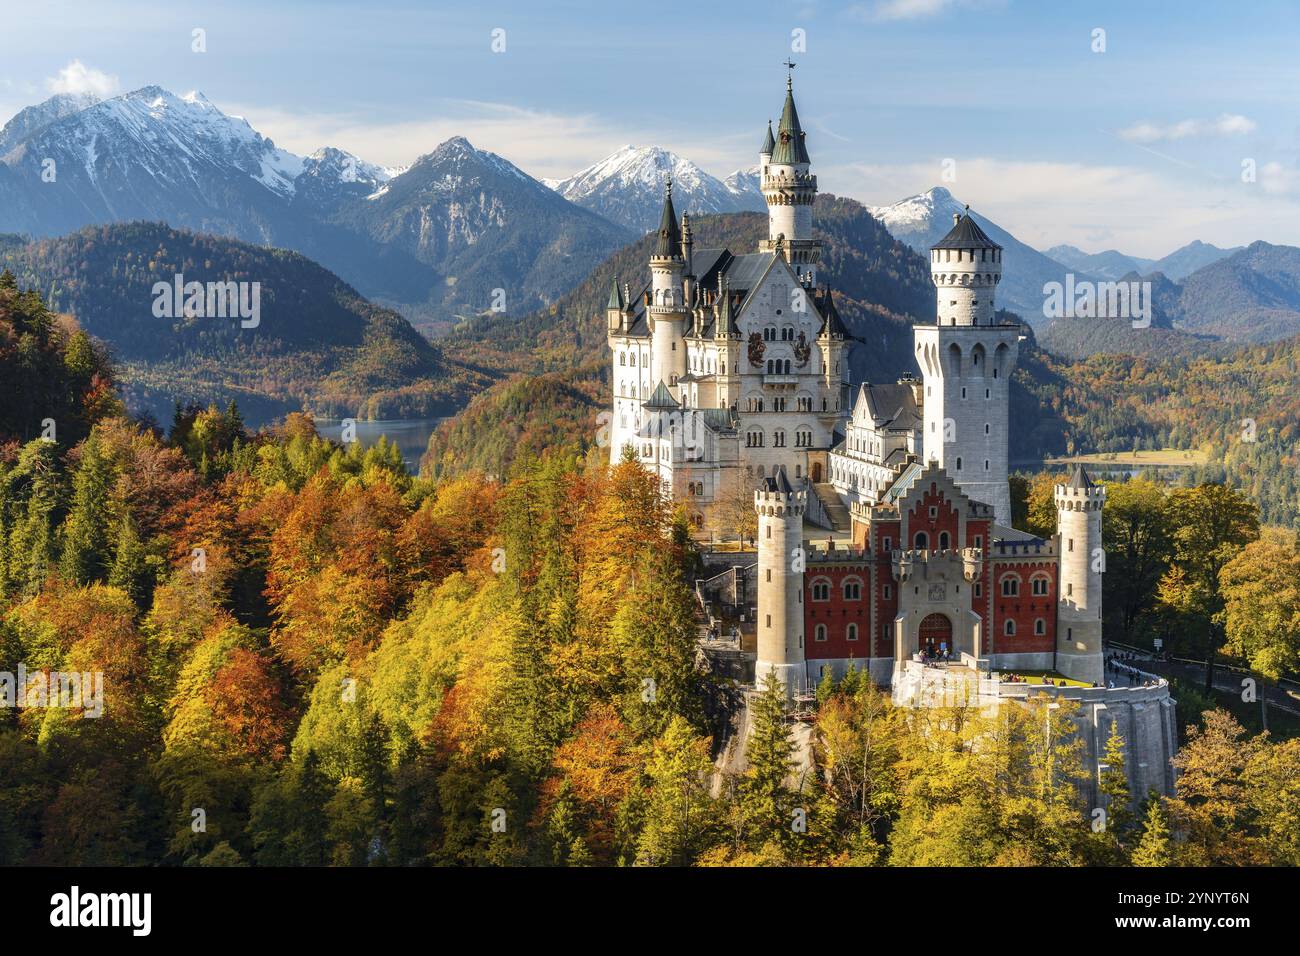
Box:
left=932, top=207, right=1001, bottom=251
left=1067, top=463, right=1095, bottom=490
left=653, top=180, right=682, bottom=259
left=761, top=119, right=775, bottom=156
left=606, top=275, right=624, bottom=310
left=770, top=79, right=810, bottom=166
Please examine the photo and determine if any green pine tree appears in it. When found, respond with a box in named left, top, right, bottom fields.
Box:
left=1131, top=793, right=1173, bottom=867
left=59, top=431, right=114, bottom=584
left=740, top=672, right=798, bottom=855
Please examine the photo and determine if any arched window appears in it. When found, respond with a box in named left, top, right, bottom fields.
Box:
left=843, top=578, right=862, bottom=601
left=811, top=579, right=831, bottom=602
left=914, top=531, right=929, bottom=549
left=846, top=623, right=859, bottom=642
left=1004, top=619, right=1016, bottom=636
left=938, top=531, right=950, bottom=550
left=814, top=624, right=827, bottom=642
left=1034, top=618, right=1046, bottom=636
left=1031, top=575, right=1050, bottom=596
left=1000, top=576, right=1019, bottom=597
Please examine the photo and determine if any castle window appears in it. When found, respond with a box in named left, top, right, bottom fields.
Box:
left=843, top=579, right=862, bottom=600
left=929, top=505, right=938, bottom=518
left=914, top=532, right=928, bottom=549
left=938, top=532, right=951, bottom=549
left=1004, top=620, right=1016, bottom=636
left=1068, top=583, right=1073, bottom=596
left=846, top=623, right=859, bottom=642
left=1031, top=576, right=1049, bottom=596
left=766, top=569, right=771, bottom=582
left=974, top=535, right=982, bottom=549
left=985, top=423, right=990, bottom=435
left=984, top=460, right=990, bottom=471
left=961, top=387, right=967, bottom=399
left=1001, top=576, right=1019, bottom=597
left=1068, top=538, right=1074, bottom=552
left=974, top=582, right=982, bottom=598
left=956, top=457, right=963, bottom=470
left=812, top=580, right=830, bottom=601
left=815, top=624, right=828, bottom=642
left=1034, top=618, right=1046, bottom=636
left=766, top=615, right=771, bottom=627
left=883, top=537, right=892, bottom=551
left=883, top=584, right=892, bottom=600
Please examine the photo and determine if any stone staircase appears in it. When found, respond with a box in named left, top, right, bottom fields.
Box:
left=811, top=482, right=851, bottom=532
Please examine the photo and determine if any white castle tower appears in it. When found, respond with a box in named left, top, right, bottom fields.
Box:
left=760, top=73, right=820, bottom=284
left=649, top=181, right=687, bottom=390
left=913, top=209, right=1018, bottom=525
left=1055, top=465, right=1105, bottom=685
left=754, top=466, right=806, bottom=693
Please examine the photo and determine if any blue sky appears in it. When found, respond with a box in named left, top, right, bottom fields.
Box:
left=3, top=0, right=1299, bottom=256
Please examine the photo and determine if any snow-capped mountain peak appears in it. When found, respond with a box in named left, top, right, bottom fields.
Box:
left=867, top=185, right=964, bottom=232
left=548, top=145, right=765, bottom=232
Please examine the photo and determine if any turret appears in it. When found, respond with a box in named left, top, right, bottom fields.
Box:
left=930, top=207, right=1002, bottom=327
left=761, top=75, right=820, bottom=284
left=913, top=207, right=1019, bottom=525
left=605, top=275, right=625, bottom=333
left=754, top=466, right=807, bottom=694
left=759, top=119, right=774, bottom=180
left=1054, top=465, right=1105, bottom=685
left=649, top=180, right=687, bottom=389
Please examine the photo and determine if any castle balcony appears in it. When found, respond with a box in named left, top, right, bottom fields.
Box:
left=762, top=374, right=798, bottom=387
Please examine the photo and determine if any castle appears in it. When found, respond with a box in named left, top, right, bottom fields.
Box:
left=606, top=75, right=1175, bottom=797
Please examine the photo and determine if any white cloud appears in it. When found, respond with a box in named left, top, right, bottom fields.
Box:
left=229, top=98, right=751, bottom=182
left=849, top=0, right=1002, bottom=21
left=45, top=60, right=119, bottom=99
left=826, top=156, right=1299, bottom=258
left=1119, top=114, right=1256, bottom=143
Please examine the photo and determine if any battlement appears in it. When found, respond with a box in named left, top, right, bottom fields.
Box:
left=754, top=485, right=807, bottom=517
left=1055, top=483, right=1106, bottom=510
left=805, top=543, right=871, bottom=564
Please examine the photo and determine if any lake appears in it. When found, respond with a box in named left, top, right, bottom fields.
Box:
left=313, top=418, right=446, bottom=475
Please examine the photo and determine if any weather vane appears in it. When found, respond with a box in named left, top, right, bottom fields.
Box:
left=783, top=59, right=797, bottom=88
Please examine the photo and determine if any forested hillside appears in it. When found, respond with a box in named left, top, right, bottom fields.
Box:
left=0, top=224, right=490, bottom=422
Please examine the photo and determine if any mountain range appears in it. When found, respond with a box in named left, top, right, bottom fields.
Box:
left=1046, top=240, right=1238, bottom=281
left=0, top=86, right=631, bottom=335
left=545, top=145, right=765, bottom=233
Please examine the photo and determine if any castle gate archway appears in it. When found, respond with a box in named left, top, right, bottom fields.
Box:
left=919, top=613, right=952, bottom=657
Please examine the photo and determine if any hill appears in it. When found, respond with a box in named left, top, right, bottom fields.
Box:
left=0, top=223, right=490, bottom=423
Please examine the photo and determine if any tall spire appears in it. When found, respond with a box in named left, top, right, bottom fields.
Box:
left=653, top=178, right=682, bottom=259
left=771, top=75, right=810, bottom=165
left=760, top=119, right=775, bottom=156
left=606, top=274, right=624, bottom=311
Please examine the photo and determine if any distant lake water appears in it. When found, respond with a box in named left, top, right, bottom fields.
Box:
left=313, top=418, right=445, bottom=475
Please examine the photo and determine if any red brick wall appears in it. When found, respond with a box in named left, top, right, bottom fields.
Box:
left=990, top=560, right=1056, bottom=653
left=805, top=564, right=870, bottom=661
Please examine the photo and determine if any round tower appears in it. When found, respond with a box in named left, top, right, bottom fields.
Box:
left=1055, top=465, right=1105, bottom=685
left=914, top=208, right=1019, bottom=525
left=754, top=466, right=806, bottom=693
left=761, top=75, right=820, bottom=284
left=649, top=180, right=687, bottom=389
left=930, top=208, right=1002, bottom=327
